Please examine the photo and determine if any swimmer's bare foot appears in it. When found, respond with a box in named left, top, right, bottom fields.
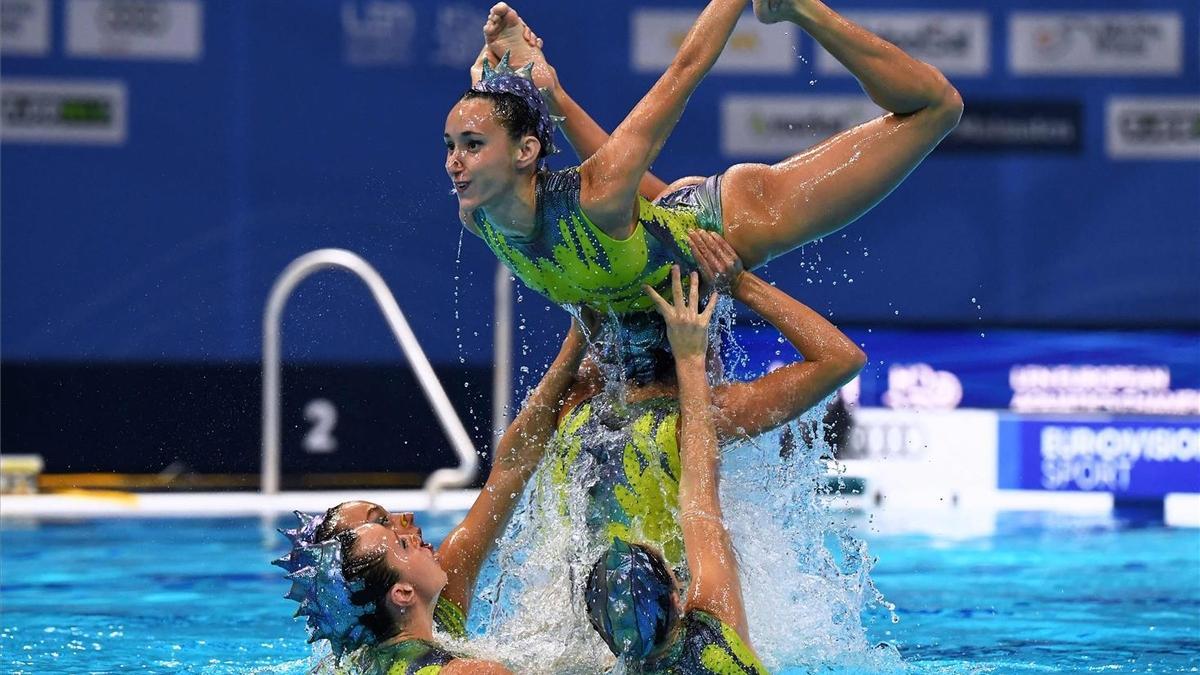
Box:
left=483, top=2, right=555, bottom=88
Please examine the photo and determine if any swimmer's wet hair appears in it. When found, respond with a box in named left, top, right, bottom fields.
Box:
left=585, top=538, right=679, bottom=661
left=462, top=51, right=562, bottom=163
left=336, top=526, right=406, bottom=643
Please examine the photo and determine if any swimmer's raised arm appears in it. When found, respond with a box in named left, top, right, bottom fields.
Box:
left=578, top=0, right=748, bottom=233
left=644, top=267, right=754, bottom=647
left=690, top=230, right=866, bottom=441
left=477, top=3, right=668, bottom=200
left=437, top=315, right=589, bottom=612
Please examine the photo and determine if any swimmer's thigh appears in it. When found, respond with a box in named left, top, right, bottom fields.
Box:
left=719, top=163, right=781, bottom=270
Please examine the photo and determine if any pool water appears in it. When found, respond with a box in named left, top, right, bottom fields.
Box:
left=1, top=511, right=1196, bottom=673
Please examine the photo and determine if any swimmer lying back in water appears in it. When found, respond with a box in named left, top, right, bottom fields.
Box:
left=446, top=0, right=962, bottom=315
left=276, top=315, right=594, bottom=673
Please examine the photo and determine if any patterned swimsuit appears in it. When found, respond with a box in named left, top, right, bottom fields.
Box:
left=474, top=168, right=723, bottom=314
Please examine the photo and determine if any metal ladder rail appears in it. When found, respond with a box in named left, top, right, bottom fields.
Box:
left=261, top=248, right=479, bottom=496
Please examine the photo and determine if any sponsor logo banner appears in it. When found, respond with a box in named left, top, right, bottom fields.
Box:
left=341, top=0, right=416, bottom=66
left=1, top=79, right=127, bottom=145
left=721, top=95, right=880, bottom=158
left=941, top=101, right=1083, bottom=153
left=815, top=11, right=988, bottom=76
left=632, top=9, right=797, bottom=74
left=1106, top=97, right=1200, bottom=161
left=1009, top=12, right=1182, bottom=75
left=1, top=0, right=50, bottom=56
left=883, top=363, right=963, bottom=411
left=66, top=0, right=201, bottom=61
left=999, top=417, right=1200, bottom=497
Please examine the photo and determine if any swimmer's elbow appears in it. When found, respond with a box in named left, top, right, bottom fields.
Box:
left=833, top=345, right=868, bottom=383
left=930, top=79, right=964, bottom=131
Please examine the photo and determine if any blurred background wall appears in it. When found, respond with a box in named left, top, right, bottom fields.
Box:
left=2, top=0, right=1197, bottom=489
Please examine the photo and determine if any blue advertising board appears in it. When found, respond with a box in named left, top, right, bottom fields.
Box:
left=998, top=416, right=1200, bottom=497
left=728, top=325, right=1200, bottom=412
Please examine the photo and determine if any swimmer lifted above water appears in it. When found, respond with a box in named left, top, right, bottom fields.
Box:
left=275, top=316, right=593, bottom=673
left=448, top=0, right=962, bottom=314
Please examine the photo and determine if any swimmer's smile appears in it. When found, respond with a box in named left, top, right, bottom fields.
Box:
left=453, top=181, right=471, bottom=194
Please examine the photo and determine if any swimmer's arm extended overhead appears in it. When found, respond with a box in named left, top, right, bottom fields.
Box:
left=578, top=0, right=748, bottom=231
left=690, top=230, right=866, bottom=440
left=646, top=267, right=753, bottom=646
left=437, top=318, right=588, bottom=612
left=541, top=76, right=669, bottom=201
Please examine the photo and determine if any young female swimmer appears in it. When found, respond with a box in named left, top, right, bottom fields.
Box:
left=582, top=267, right=816, bottom=671
left=448, top=0, right=962, bottom=314
left=275, top=315, right=594, bottom=673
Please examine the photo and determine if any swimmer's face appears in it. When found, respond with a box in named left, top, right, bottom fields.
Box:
left=323, top=500, right=420, bottom=541
left=444, top=98, right=535, bottom=211
left=353, top=522, right=448, bottom=602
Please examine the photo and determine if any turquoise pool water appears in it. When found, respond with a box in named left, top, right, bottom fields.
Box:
left=1, top=510, right=1196, bottom=673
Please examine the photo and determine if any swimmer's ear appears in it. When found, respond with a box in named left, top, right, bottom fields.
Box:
left=388, top=581, right=417, bottom=609
left=514, top=135, right=542, bottom=170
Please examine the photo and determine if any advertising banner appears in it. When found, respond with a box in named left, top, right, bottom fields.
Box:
left=839, top=408, right=1000, bottom=507
left=728, top=327, right=1200, bottom=414
left=66, top=0, right=202, bottom=61
left=1106, top=96, right=1200, bottom=160
left=720, top=94, right=881, bottom=157
left=0, top=78, right=127, bottom=144
left=998, top=416, right=1200, bottom=497
left=940, top=100, right=1082, bottom=153
left=1009, top=12, right=1182, bottom=75
left=631, top=9, right=797, bottom=74
left=814, top=11, right=989, bottom=76
left=1, top=0, right=50, bottom=56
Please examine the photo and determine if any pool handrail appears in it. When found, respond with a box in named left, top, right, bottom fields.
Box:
left=261, top=248, right=479, bottom=497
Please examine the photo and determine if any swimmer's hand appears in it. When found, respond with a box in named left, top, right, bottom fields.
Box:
left=689, top=230, right=744, bottom=295
left=644, top=265, right=718, bottom=360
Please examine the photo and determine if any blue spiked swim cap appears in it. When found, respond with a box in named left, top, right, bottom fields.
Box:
left=585, top=538, right=679, bottom=660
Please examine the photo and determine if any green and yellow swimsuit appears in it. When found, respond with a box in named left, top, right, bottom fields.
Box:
left=474, top=168, right=723, bottom=314
left=643, top=610, right=768, bottom=675
left=548, top=396, right=687, bottom=572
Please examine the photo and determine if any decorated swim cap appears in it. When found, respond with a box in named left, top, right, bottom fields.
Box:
left=273, top=511, right=374, bottom=657
left=585, top=538, right=679, bottom=660
left=471, top=50, right=564, bottom=159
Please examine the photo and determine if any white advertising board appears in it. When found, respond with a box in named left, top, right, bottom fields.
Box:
left=66, top=0, right=202, bottom=61
left=721, top=95, right=881, bottom=158
left=1, top=0, right=50, bottom=55
left=1, top=78, right=127, bottom=145
left=815, top=11, right=989, bottom=76
left=632, top=9, right=797, bottom=74
left=1009, top=12, right=1182, bottom=76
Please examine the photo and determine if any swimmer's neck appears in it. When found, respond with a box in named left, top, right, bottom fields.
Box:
left=480, top=171, right=539, bottom=238
left=378, top=603, right=436, bottom=647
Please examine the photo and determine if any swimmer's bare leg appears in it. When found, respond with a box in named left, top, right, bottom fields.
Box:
left=480, top=3, right=670, bottom=200
left=720, top=0, right=963, bottom=269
